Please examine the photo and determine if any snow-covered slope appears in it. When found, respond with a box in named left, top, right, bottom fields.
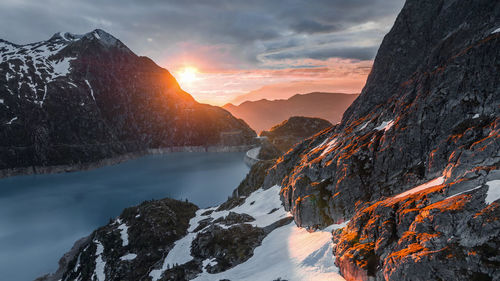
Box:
left=38, top=182, right=347, bottom=281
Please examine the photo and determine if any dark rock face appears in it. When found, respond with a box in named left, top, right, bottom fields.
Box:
left=191, top=224, right=266, bottom=273
left=37, top=198, right=198, bottom=281
left=262, top=0, right=500, bottom=279
left=260, top=116, right=332, bottom=154
left=0, top=29, right=256, bottom=173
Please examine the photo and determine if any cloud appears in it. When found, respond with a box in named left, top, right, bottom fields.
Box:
left=261, top=46, right=378, bottom=61
left=0, top=0, right=406, bottom=105
left=0, top=0, right=405, bottom=69
left=290, top=20, right=342, bottom=34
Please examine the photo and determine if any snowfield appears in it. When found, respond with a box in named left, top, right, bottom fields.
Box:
left=150, top=185, right=346, bottom=281
left=193, top=223, right=346, bottom=281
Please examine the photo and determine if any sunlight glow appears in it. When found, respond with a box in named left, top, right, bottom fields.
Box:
left=177, top=66, right=198, bottom=86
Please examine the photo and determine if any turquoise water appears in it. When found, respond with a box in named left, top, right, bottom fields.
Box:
left=0, top=152, right=249, bottom=281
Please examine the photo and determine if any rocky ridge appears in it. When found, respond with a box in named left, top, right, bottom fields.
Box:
left=262, top=0, right=500, bottom=280
left=0, top=29, right=256, bottom=175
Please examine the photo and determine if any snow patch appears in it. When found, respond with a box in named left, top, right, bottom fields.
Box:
left=229, top=185, right=290, bottom=227
left=92, top=240, right=106, bottom=281
left=149, top=184, right=342, bottom=281
left=149, top=210, right=211, bottom=281
left=0, top=99, right=3, bottom=104
left=192, top=223, right=345, bottom=281
left=394, top=176, right=445, bottom=199
left=85, top=79, right=95, bottom=100
left=320, top=138, right=338, bottom=157
left=491, top=27, right=500, bottom=34
left=120, top=253, right=137, bottom=261
left=473, top=113, right=480, bottom=119
left=50, top=57, right=74, bottom=79
left=115, top=218, right=129, bottom=247
left=5, top=117, right=17, bottom=125
left=374, top=119, right=394, bottom=131
left=358, top=122, right=369, bottom=131
left=485, top=180, right=500, bottom=205
left=312, top=137, right=329, bottom=151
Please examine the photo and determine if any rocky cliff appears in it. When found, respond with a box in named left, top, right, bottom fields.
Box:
left=0, top=30, right=256, bottom=174
left=260, top=116, right=332, bottom=153
left=263, top=0, right=500, bottom=279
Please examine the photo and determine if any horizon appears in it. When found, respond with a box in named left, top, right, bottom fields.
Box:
left=0, top=0, right=405, bottom=105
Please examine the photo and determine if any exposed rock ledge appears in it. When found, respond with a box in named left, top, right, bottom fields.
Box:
left=0, top=144, right=255, bottom=179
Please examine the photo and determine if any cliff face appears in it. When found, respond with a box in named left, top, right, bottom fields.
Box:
left=0, top=30, right=256, bottom=172
left=260, top=116, right=332, bottom=153
left=258, top=116, right=332, bottom=160
left=263, top=0, right=499, bottom=279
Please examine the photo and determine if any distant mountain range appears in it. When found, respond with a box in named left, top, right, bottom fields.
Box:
left=223, top=92, right=358, bottom=133
left=0, top=29, right=256, bottom=175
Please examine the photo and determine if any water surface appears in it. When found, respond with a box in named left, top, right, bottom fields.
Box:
left=0, top=152, right=249, bottom=281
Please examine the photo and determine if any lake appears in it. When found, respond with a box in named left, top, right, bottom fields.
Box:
left=0, top=152, right=249, bottom=281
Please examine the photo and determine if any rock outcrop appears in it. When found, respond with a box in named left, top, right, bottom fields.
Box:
left=0, top=29, right=256, bottom=175
left=36, top=198, right=198, bottom=281
left=260, top=116, right=332, bottom=154
left=262, top=0, right=500, bottom=279
left=38, top=168, right=295, bottom=281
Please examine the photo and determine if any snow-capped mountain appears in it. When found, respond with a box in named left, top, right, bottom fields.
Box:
left=0, top=29, right=256, bottom=175
left=35, top=0, right=499, bottom=280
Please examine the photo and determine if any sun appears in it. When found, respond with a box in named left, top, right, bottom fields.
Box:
left=177, top=66, right=198, bottom=86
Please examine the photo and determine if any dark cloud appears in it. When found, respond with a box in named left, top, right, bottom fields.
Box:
left=262, top=46, right=378, bottom=61
left=0, top=0, right=405, bottom=69
left=290, top=20, right=342, bottom=34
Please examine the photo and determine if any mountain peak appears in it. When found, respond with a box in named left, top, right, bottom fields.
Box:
left=81, top=29, right=122, bottom=46
left=48, top=29, right=126, bottom=49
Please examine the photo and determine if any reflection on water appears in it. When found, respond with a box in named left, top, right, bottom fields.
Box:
left=0, top=152, right=249, bottom=281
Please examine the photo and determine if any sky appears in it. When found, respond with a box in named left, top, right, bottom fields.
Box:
left=0, top=0, right=405, bottom=105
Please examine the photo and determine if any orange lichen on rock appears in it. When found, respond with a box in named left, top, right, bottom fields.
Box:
left=424, top=194, right=469, bottom=212
left=387, top=243, right=426, bottom=261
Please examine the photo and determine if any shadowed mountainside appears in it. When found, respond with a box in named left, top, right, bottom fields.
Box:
left=223, top=92, right=357, bottom=133
left=0, top=30, right=256, bottom=175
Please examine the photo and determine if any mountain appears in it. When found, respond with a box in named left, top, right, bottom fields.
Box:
left=223, top=92, right=358, bottom=133
left=0, top=29, right=256, bottom=176
left=38, top=0, right=500, bottom=280
left=228, top=81, right=359, bottom=105
left=259, top=116, right=332, bottom=159
left=264, top=0, right=500, bottom=279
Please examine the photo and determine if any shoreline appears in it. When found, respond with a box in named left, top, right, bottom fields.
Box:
left=0, top=145, right=255, bottom=180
